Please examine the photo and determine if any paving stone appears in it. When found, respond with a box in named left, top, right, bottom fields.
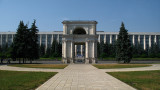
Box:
left=1, top=64, right=160, bottom=90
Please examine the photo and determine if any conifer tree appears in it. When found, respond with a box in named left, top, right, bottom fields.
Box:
left=29, top=20, right=39, bottom=62
left=13, top=21, right=28, bottom=63
left=116, top=22, right=132, bottom=63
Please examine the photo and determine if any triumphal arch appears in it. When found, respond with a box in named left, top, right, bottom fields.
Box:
left=62, top=20, right=98, bottom=64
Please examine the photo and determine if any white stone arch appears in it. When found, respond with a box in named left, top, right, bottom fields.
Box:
left=62, top=20, right=98, bottom=64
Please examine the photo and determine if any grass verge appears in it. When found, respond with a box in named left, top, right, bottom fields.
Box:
left=93, top=64, right=151, bottom=69
left=107, top=70, right=160, bottom=90
left=99, top=58, right=160, bottom=60
left=9, top=64, right=68, bottom=69
left=0, top=70, right=57, bottom=90
left=40, top=57, right=62, bottom=60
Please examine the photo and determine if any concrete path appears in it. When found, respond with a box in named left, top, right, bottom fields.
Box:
left=1, top=64, right=160, bottom=90
left=101, top=64, right=160, bottom=72
left=0, top=65, right=62, bottom=72
left=36, top=64, right=135, bottom=90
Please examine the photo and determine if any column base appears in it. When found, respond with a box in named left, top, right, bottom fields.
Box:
left=62, top=58, right=67, bottom=64
left=70, top=58, right=74, bottom=64
left=86, top=58, right=97, bottom=64
left=62, top=58, right=74, bottom=64
left=85, top=58, right=89, bottom=64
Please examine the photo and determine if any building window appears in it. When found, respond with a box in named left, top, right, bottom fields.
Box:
left=151, top=35, right=155, bottom=46
left=145, top=35, right=149, bottom=49
left=134, top=35, right=138, bottom=46
left=100, top=35, right=104, bottom=43
left=129, top=35, right=133, bottom=45
left=112, top=35, right=116, bottom=44
left=106, top=35, right=110, bottom=44
left=140, top=35, right=144, bottom=48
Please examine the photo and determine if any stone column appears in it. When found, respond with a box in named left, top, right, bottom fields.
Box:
left=64, top=41, right=67, bottom=64
left=144, top=35, right=146, bottom=50
left=81, top=45, right=83, bottom=56
left=138, top=35, right=140, bottom=44
left=6, top=34, right=8, bottom=43
left=116, top=35, right=118, bottom=40
left=12, top=34, right=14, bottom=42
left=40, top=34, right=42, bottom=46
left=149, top=35, right=151, bottom=48
left=98, top=34, right=100, bottom=43
left=92, top=25, right=96, bottom=35
left=104, top=34, right=106, bottom=44
left=64, top=41, right=66, bottom=58
left=92, top=42, right=95, bottom=64
left=45, top=34, right=48, bottom=51
left=95, top=41, right=97, bottom=59
left=75, top=45, right=77, bottom=57
left=62, top=41, right=64, bottom=60
left=155, top=35, right=157, bottom=44
left=85, top=41, right=89, bottom=64
left=51, top=34, right=53, bottom=45
left=70, top=41, right=73, bottom=64
left=63, top=24, right=67, bottom=34
left=57, top=34, right=59, bottom=43
left=133, top=35, right=135, bottom=45
left=110, top=34, right=112, bottom=44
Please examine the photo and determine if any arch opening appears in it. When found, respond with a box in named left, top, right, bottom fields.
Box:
left=73, top=28, right=86, bottom=35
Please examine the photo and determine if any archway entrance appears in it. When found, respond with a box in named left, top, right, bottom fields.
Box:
left=74, top=43, right=85, bottom=64
left=62, top=20, right=98, bottom=64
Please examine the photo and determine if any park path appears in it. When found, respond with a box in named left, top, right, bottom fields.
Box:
left=101, top=64, right=160, bottom=72
left=36, top=64, right=135, bottom=90
left=1, top=64, right=160, bottom=90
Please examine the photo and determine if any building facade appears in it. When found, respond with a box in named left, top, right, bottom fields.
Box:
left=0, top=31, right=160, bottom=50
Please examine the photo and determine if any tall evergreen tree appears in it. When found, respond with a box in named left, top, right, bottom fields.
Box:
left=12, top=20, right=39, bottom=63
left=29, top=20, right=39, bottom=62
left=13, top=21, right=28, bottom=63
left=116, top=22, right=132, bottom=63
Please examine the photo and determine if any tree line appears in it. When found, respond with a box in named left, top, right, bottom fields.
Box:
left=0, top=20, right=62, bottom=64
left=97, top=22, right=160, bottom=63
left=39, top=40, right=62, bottom=58
left=0, top=21, right=160, bottom=64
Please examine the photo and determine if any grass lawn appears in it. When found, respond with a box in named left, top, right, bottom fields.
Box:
left=0, top=70, right=57, bottom=90
left=40, top=57, right=62, bottom=60
left=108, top=70, right=160, bottom=90
left=93, top=64, right=151, bottom=69
left=99, top=58, right=160, bottom=60
left=9, top=64, right=68, bottom=69
left=133, top=58, right=160, bottom=60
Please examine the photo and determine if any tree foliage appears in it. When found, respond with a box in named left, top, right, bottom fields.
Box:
left=12, top=20, right=39, bottom=63
left=116, top=22, right=132, bottom=63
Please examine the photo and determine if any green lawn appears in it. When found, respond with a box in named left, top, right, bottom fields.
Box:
left=99, top=58, right=160, bottom=60
left=93, top=64, right=151, bottom=69
left=40, top=57, right=62, bottom=60
left=0, top=70, right=57, bottom=90
left=9, top=64, right=68, bottom=69
left=108, top=70, right=160, bottom=90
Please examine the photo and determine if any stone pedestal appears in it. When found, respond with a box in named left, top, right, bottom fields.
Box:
left=70, top=58, right=73, bottom=64
left=85, top=58, right=89, bottom=64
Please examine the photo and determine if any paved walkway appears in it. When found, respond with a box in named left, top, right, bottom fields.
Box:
left=101, top=64, right=160, bottom=72
left=1, top=64, right=160, bottom=90
left=36, top=64, right=135, bottom=90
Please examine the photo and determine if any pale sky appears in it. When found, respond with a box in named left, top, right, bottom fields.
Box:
left=0, top=0, right=160, bottom=32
